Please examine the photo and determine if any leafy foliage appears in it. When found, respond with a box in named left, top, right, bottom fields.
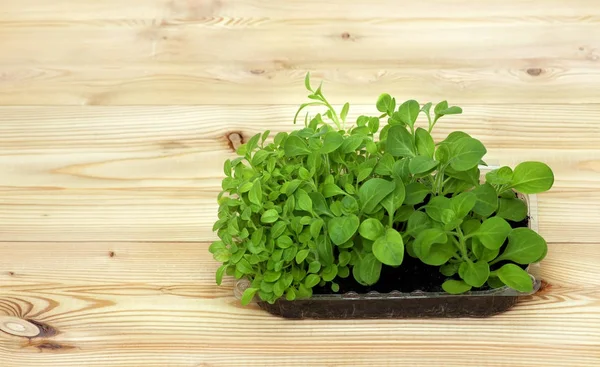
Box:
left=210, top=74, right=554, bottom=305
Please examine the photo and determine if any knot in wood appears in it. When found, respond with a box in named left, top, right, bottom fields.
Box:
left=226, top=132, right=244, bottom=152
left=0, top=316, right=40, bottom=337
left=526, top=68, right=543, bottom=76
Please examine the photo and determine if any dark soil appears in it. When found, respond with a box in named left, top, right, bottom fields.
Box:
left=314, top=254, right=448, bottom=294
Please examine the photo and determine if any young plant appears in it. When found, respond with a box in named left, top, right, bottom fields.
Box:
left=210, top=74, right=554, bottom=305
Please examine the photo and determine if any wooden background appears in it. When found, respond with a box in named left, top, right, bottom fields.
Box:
left=1, top=1, right=599, bottom=366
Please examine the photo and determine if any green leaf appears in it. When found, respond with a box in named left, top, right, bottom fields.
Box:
left=497, top=228, right=547, bottom=264
left=486, top=166, right=513, bottom=185
left=358, top=253, right=382, bottom=285
left=406, top=211, right=432, bottom=236
left=381, top=180, right=406, bottom=217
left=297, top=284, right=312, bottom=299
left=304, top=72, right=312, bottom=91
left=511, top=161, right=554, bottom=194
left=395, top=205, right=415, bottom=222
left=327, top=215, right=360, bottom=246
left=215, top=264, right=227, bottom=285
left=472, top=183, right=498, bottom=217
left=295, top=249, right=310, bottom=264
left=445, top=166, right=480, bottom=186
left=420, top=241, right=457, bottom=266
left=340, top=103, right=350, bottom=122
left=440, top=262, right=459, bottom=276
left=448, top=137, right=487, bottom=172
left=248, top=179, right=262, bottom=206
left=415, top=128, right=435, bottom=157
left=341, top=195, right=359, bottom=215
left=442, top=280, right=471, bottom=294
left=434, top=100, right=449, bottom=116
left=357, top=115, right=369, bottom=127
left=331, top=283, right=340, bottom=293
left=246, top=134, right=260, bottom=153
left=260, top=209, right=279, bottom=224
left=359, top=218, right=385, bottom=241
left=238, top=182, right=253, bottom=194
left=304, top=274, right=321, bottom=288
left=373, top=228, right=405, bottom=266
left=270, top=221, right=287, bottom=238
left=404, top=182, right=429, bottom=205
left=321, top=131, right=344, bottom=154
left=236, top=258, right=253, bottom=274
left=309, top=194, right=333, bottom=219
left=425, top=196, right=452, bottom=223
left=298, top=167, right=311, bottom=180
left=413, top=228, right=447, bottom=259
left=435, top=144, right=450, bottom=164
left=284, top=135, right=310, bottom=157
left=310, top=218, right=324, bottom=239
left=340, top=135, right=364, bottom=153
left=284, top=179, right=303, bottom=196
left=376, top=93, right=395, bottom=115
left=240, top=287, right=258, bottom=305
left=339, top=251, right=352, bottom=267
left=387, top=125, right=416, bottom=157
left=273, top=279, right=286, bottom=297
left=374, top=153, right=394, bottom=175
left=276, top=235, right=293, bottom=249
left=263, top=270, right=281, bottom=283
left=322, top=264, right=338, bottom=282
left=475, top=216, right=512, bottom=250
left=496, top=264, right=533, bottom=293
left=296, top=189, right=313, bottom=212
left=421, top=102, right=432, bottom=116
left=392, top=158, right=411, bottom=182
left=365, top=140, right=378, bottom=154
left=322, top=183, right=347, bottom=198
left=338, top=265, right=350, bottom=278
left=439, top=106, right=462, bottom=115
left=487, top=276, right=505, bottom=289
left=316, top=235, right=335, bottom=266
left=397, top=100, right=420, bottom=128
left=496, top=198, right=528, bottom=222
left=308, top=261, right=321, bottom=274
left=409, top=156, right=439, bottom=175
left=358, top=178, right=396, bottom=214
left=451, top=192, right=477, bottom=218
left=368, top=117, right=380, bottom=134
left=459, top=261, right=490, bottom=287
left=472, top=237, right=499, bottom=262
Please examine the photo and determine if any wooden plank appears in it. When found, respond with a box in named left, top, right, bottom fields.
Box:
left=2, top=63, right=600, bottom=105
left=0, top=105, right=598, bottom=242
left=0, top=188, right=596, bottom=243
left=1, top=104, right=598, bottom=191
left=1, top=105, right=599, bottom=150
left=0, top=19, right=599, bottom=104
left=0, top=241, right=599, bottom=367
left=0, top=241, right=597, bottom=288
left=1, top=0, right=600, bottom=20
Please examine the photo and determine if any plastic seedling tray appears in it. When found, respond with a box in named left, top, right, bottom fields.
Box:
left=234, top=168, right=543, bottom=319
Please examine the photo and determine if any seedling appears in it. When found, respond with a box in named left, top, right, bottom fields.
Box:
left=210, top=74, right=554, bottom=305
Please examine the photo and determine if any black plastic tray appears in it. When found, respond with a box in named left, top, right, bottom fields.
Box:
left=257, top=291, right=519, bottom=319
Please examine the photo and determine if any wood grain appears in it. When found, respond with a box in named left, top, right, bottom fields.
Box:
left=3, top=0, right=600, bottom=21
left=1, top=1, right=600, bottom=365
left=0, top=242, right=599, bottom=367
left=0, top=17, right=600, bottom=104
left=0, top=105, right=599, bottom=242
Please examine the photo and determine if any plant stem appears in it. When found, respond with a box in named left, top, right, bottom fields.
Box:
left=455, top=227, right=471, bottom=262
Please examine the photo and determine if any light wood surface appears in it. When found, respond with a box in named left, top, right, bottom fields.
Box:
left=1, top=1, right=599, bottom=366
